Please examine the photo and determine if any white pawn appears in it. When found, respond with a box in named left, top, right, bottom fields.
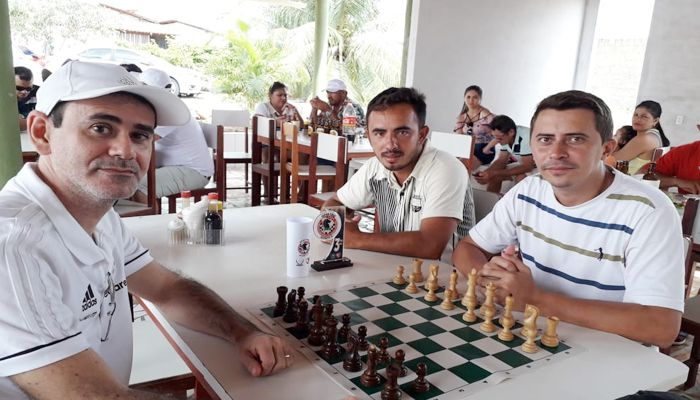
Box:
left=393, top=265, right=407, bottom=285
left=405, top=274, right=419, bottom=294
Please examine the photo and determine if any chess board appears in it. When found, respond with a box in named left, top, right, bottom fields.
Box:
left=249, top=280, right=583, bottom=400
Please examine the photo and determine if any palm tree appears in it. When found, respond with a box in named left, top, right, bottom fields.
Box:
left=266, top=0, right=404, bottom=105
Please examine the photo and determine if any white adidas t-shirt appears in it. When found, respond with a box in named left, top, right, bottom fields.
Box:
left=0, top=164, right=153, bottom=398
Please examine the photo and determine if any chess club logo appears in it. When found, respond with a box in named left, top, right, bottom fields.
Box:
left=296, top=239, right=311, bottom=266
left=314, top=210, right=341, bottom=240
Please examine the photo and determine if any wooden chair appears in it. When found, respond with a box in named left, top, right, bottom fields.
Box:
left=212, top=109, right=252, bottom=198
left=280, top=123, right=346, bottom=204
left=164, top=122, right=225, bottom=213
left=114, top=141, right=159, bottom=217
left=430, top=130, right=475, bottom=171
left=251, top=116, right=280, bottom=206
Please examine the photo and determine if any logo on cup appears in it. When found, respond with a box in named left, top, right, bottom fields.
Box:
left=297, top=239, right=310, bottom=256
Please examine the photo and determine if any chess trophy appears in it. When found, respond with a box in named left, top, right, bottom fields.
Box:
left=311, top=206, right=353, bottom=271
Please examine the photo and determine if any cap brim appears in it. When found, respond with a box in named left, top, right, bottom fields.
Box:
left=61, top=84, right=190, bottom=126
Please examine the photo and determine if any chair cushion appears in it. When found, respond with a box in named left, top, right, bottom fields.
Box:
left=286, top=164, right=337, bottom=177
left=224, top=151, right=251, bottom=162
left=252, top=163, right=280, bottom=174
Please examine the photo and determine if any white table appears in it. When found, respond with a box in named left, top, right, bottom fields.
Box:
left=124, top=204, right=688, bottom=400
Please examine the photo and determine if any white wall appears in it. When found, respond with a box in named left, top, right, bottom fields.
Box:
left=406, top=0, right=588, bottom=132
left=637, top=0, right=700, bottom=145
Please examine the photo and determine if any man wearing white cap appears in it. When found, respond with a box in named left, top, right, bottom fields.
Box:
left=133, top=67, right=213, bottom=202
left=309, top=78, right=365, bottom=133
left=0, top=61, right=293, bottom=399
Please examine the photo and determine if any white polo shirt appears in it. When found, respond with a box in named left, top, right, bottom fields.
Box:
left=0, top=164, right=153, bottom=398
left=337, top=144, right=473, bottom=260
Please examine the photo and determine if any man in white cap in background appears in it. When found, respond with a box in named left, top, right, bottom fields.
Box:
left=133, top=67, right=213, bottom=204
left=0, top=61, right=293, bottom=399
left=309, top=78, right=365, bottom=134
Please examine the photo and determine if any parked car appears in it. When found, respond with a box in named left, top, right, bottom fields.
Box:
left=73, top=47, right=203, bottom=96
left=12, top=44, right=46, bottom=83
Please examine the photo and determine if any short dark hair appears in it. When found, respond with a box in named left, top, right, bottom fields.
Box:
left=14, top=66, right=33, bottom=81
left=616, top=125, right=636, bottom=148
left=268, top=81, right=287, bottom=96
left=367, top=87, right=427, bottom=127
left=531, top=90, right=613, bottom=142
left=487, top=115, right=516, bottom=134
left=49, top=92, right=156, bottom=128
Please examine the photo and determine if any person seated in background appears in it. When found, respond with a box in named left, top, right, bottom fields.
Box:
left=655, top=126, right=700, bottom=194
left=0, top=61, right=293, bottom=399
left=473, top=115, right=536, bottom=193
left=133, top=67, right=214, bottom=203
left=610, top=101, right=670, bottom=175
left=254, top=81, right=303, bottom=127
left=15, top=66, right=39, bottom=131
left=309, top=79, right=365, bottom=135
left=604, top=125, right=636, bottom=168
left=453, top=90, right=683, bottom=348
left=453, top=85, right=495, bottom=169
left=324, top=87, right=474, bottom=261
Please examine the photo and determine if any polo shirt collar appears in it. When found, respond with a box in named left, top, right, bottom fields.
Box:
left=380, top=143, right=437, bottom=189
left=13, top=164, right=109, bottom=265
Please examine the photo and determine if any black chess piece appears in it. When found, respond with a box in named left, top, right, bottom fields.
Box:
left=297, top=286, right=306, bottom=305
left=380, top=364, right=402, bottom=400
left=393, top=349, right=407, bottom=377
left=307, top=300, right=325, bottom=346
left=412, top=362, right=430, bottom=393
left=283, top=289, right=298, bottom=323
left=273, top=286, right=288, bottom=317
left=360, top=346, right=381, bottom=388
left=295, top=300, right=309, bottom=335
left=337, top=314, right=351, bottom=343
left=378, top=337, right=391, bottom=365
left=323, top=303, right=334, bottom=320
left=357, top=325, right=369, bottom=351
left=321, top=316, right=342, bottom=359
left=309, top=295, right=321, bottom=321
left=342, top=335, right=362, bottom=372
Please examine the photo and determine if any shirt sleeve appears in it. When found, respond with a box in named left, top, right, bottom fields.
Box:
left=469, top=183, right=520, bottom=254
left=0, top=218, right=88, bottom=377
left=117, top=217, right=153, bottom=277
left=336, top=160, right=376, bottom=210
left=420, top=155, right=468, bottom=221
left=254, top=103, right=268, bottom=117
left=655, top=148, right=679, bottom=177
left=622, top=199, right=685, bottom=311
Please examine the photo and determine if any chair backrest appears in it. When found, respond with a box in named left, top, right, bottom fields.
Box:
left=682, top=198, right=700, bottom=238
left=683, top=235, right=695, bottom=298
left=317, top=132, right=345, bottom=163
left=212, top=109, right=250, bottom=128
left=430, top=130, right=474, bottom=171
left=197, top=122, right=225, bottom=197
left=472, top=188, right=502, bottom=223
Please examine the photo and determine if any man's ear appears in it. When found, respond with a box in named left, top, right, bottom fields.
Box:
left=602, top=139, right=617, bottom=158
left=26, top=111, right=52, bottom=156
left=419, top=125, right=430, bottom=144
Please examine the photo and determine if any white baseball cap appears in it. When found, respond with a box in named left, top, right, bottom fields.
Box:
left=325, top=78, right=347, bottom=93
left=36, top=61, right=190, bottom=126
left=140, top=67, right=172, bottom=89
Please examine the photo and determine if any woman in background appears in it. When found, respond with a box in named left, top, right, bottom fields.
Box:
left=254, top=81, right=302, bottom=127
left=611, top=101, right=670, bottom=175
left=454, top=85, right=494, bottom=169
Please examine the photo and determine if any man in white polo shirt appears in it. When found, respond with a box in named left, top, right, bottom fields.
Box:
left=453, top=90, right=683, bottom=348
left=0, top=61, right=293, bottom=399
left=325, top=87, right=474, bottom=261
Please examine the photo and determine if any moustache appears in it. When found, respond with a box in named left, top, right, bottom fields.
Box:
left=541, top=161, right=577, bottom=170
left=92, top=158, right=140, bottom=174
left=381, top=149, right=404, bottom=157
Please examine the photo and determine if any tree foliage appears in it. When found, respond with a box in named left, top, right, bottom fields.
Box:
left=9, top=0, right=110, bottom=56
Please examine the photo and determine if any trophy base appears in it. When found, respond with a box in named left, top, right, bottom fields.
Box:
left=311, top=258, right=353, bottom=272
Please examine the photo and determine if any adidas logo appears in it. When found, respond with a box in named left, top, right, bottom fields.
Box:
left=81, top=284, right=97, bottom=312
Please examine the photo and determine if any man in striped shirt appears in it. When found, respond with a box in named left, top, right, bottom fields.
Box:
left=326, top=87, right=474, bottom=261
left=453, top=90, right=683, bottom=348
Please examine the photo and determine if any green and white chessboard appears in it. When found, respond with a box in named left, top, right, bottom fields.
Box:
left=250, top=280, right=583, bottom=400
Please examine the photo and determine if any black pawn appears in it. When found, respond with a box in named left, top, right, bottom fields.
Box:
left=393, top=349, right=407, bottom=377
left=309, top=295, right=321, bottom=321
left=295, top=300, right=309, bottom=335
left=323, top=303, right=334, bottom=320
left=412, top=362, right=430, bottom=393
left=378, top=337, right=391, bottom=365
left=321, top=316, right=341, bottom=359
left=273, top=286, right=288, bottom=317
left=357, top=325, right=369, bottom=351
left=297, top=286, right=306, bottom=305
left=380, top=364, right=402, bottom=400
left=337, top=314, right=351, bottom=343
left=360, top=346, right=381, bottom=388
left=283, top=289, right=298, bottom=323
left=343, top=335, right=362, bottom=372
